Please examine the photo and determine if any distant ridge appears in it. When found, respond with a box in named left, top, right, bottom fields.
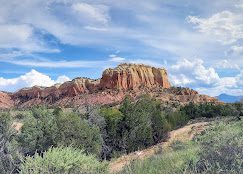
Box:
left=216, top=93, right=243, bottom=103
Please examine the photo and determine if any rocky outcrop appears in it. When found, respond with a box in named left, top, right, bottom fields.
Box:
left=0, top=92, right=14, bottom=109
left=0, top=63, right=219, bottom=109
left=100, top=64, right=170, bottom=90
left=14, top=78, right=100, bottom=104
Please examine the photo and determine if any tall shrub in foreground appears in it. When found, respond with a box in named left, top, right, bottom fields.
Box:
left=0, top=112, right=20, bottom=173
left=19, top=146, right=108, bottom=174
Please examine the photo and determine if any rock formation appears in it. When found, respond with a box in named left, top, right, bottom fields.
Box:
left=0, top=63, right=219, bottom=109
left=100, top=64, right=170, bottom=90
left=0, top=92, right=14, bottom=109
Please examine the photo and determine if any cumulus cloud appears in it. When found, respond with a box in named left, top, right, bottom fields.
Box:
left=169, top=74, right=193, bottom=86
left=215, top=59, right=240, bottom=69
left=170, top=58, right=219, bottom=85
left=196, top=74, right=243, bottom=96
left=187, top=11, right=243, bottom=44
left=0, top=70, right=70, bottom=92
left=169, top=58, right=243, bottom=96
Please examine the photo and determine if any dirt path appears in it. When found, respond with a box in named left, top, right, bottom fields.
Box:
left=108, top=121, right=209, bottom=173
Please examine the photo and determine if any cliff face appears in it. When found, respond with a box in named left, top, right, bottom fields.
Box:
left=100, top=64, right=170, bottom=90
left=0, top=63, right=219, bottom=109
left=0, top=92, right=14, bottom=109
left=14, top=78, right=100, bottom=104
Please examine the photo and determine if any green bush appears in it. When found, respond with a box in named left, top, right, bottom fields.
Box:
left=17, top=107, right=102, bottom=157
left=166, top=110, right=190, bottom=129
left=17, top=107, right=58, bottom=155
left=117, top=96, right=171, bottom=153
left=100, top=96, right=172, bottom=155
left=100, top=108, right=123, bottom=152
left=181, top=102, right=241, bottom=119
left=0, top=112, right=20, bottom=173
left=19, top=146, right=108, bottom=174
left=122, top=97, right=154, bottom=152
left=151, top=110, right=170, bottom=142
left=55, top=111, right=102, bottom=156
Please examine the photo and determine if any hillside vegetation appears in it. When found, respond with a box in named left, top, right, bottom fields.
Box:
left=0, top=95, right=242, bottom=173
left=120, top=118, right=243, bottom=174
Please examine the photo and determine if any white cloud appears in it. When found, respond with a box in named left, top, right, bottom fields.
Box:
left=56, top=75, right=71, bottom=84
left=228, top=45, right=243, bottom=56
left=0, top=24, right=32, bottom=46
left=72, top=3, right=110, bottom=25
left=216, top=59, right=239, bottom=69
left=0, top=24, right=58, bottom=52
left=196, top=74, right=243, bottom=96
left=2, top=58, right=107, bottom=68
left=0, top=70, right=70, bottom=92
left=169, top=74, right=194, bottom=86
left=187, top=11, right=243, bottom=44
left=235, top=3, right=243, bottom=9
left=109, top=54, right=125, bottom=62
left=170, top=58, right=219, bottom=85
left=236, top=70, right=243, bottom=86
left=169, top=58, right=243, bottom=96
left=0, top=1, right=110, bottom=50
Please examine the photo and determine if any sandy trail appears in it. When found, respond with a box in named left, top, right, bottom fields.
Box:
left=109, top=121, right=209, bottom=173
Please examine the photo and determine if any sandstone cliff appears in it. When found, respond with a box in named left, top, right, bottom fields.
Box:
left=100, top=64, right=170, bottom=90
left=0, top=64, right=219, bottom=109
left=0, top=92, right=14, bottom=109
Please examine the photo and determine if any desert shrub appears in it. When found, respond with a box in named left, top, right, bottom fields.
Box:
left=0, top=112, right=20, bottom=173
left=100, top=107, right=123, bottom=156
left=151, top=106, right=171, bottom=142
left=55, top=111, right=102, bottom=156
left=118, top=95, right=172, bottom=153
left=19, top=146, right=108, bottom=174
left=166, top=110, right=190, bottom=129
left=17, top=107, right=58, bottom=155
left=85, top=106, right=111, bottom=159
left=233, top=102, right=243, bottom=118
left=181, top=102, right=240, bottom=119
left=187, top=120, right=243, bottom=173
left=121, top=96, right=156, bottom=152
left=100, top=108, right=123, bottom=141
left=100, top=96, right=172, bottom=155
left=188, top=145, right=243, bottom=173
left=17, top=107, right=103, bottom=157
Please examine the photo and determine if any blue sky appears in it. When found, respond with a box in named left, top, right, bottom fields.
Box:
left=0, top=0, right=242, bottom=96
